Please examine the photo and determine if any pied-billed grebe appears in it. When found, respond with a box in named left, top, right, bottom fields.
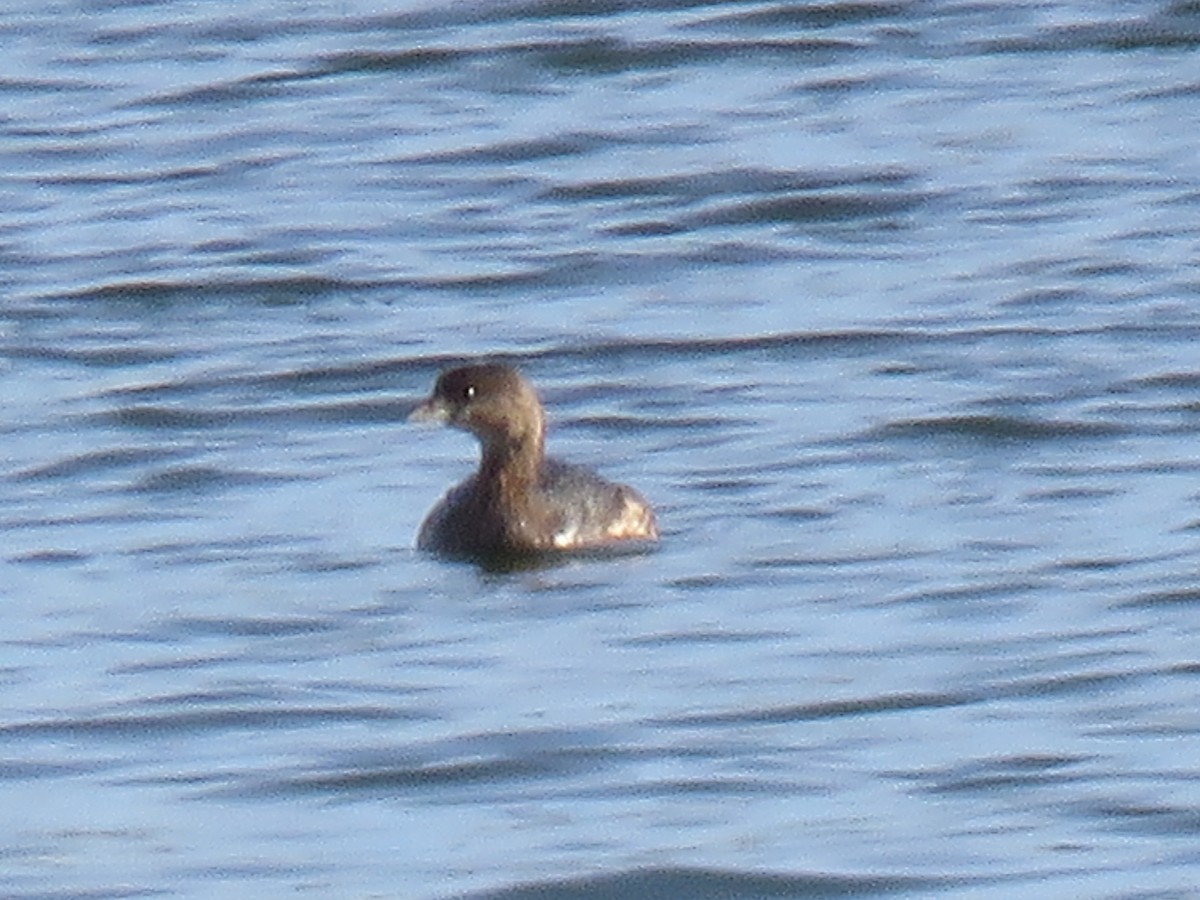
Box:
left=410, top=364, right=658, bottom=558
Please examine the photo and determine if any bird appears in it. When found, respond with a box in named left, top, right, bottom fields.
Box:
left=410, top=363, right=658, bottom=559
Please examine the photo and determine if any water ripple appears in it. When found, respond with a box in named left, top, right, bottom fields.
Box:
left=460, top=866, right=956, bottom=900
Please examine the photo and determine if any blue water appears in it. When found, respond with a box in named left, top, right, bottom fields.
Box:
left=3, top=1, right=1200, bottom=897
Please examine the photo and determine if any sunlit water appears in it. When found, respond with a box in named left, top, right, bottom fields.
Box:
left=3, top=1, right=1200, bottom=898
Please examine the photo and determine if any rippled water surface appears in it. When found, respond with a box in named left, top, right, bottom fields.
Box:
left=4, top=1, right=1200, bottom=898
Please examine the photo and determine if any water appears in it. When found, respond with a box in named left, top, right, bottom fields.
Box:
left=3, top=1, right=1200, bottom=897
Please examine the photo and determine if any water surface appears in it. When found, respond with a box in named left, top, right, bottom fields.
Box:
left=3, top=1, right=1200, bottom=898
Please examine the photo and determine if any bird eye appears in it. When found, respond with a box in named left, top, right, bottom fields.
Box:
left=463, top=385, right=476, bottom=401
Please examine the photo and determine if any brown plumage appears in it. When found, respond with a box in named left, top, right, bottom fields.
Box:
left=410, top=364, right=658, bottom=559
